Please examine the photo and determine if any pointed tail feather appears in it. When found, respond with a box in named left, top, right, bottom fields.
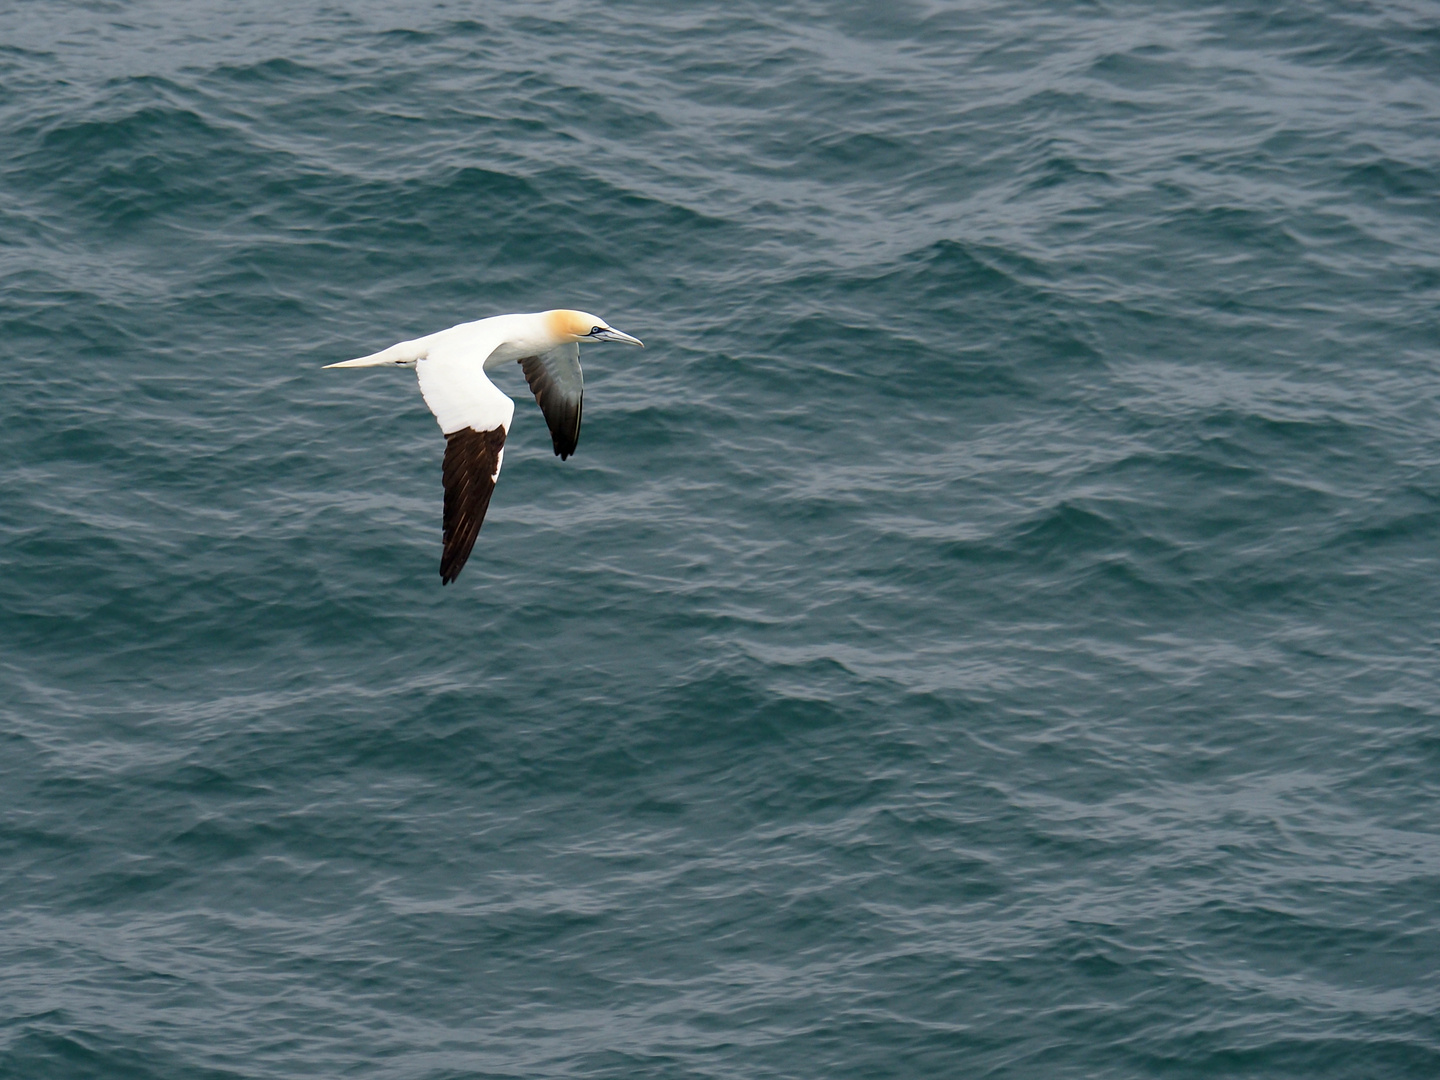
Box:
left=324, top=339, right=427, bottom=368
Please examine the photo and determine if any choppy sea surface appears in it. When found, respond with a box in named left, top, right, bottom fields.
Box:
left=3, top=2, right=1439, bottom=1077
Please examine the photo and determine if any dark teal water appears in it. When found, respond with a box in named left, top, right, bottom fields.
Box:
left=3, top=2, right=1439, bottom=1077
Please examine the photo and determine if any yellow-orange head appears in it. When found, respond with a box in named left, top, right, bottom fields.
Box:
left=543, top=309, right=644, bottom=347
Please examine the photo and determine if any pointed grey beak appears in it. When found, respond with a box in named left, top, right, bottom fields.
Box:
left=591, top=327, right=644, bottom=347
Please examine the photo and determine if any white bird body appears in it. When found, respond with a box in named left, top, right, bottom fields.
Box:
left=326, top=309, right=643, bottom=583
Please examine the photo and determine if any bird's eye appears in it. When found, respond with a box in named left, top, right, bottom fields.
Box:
left=590, top=326, right=605, bottom=336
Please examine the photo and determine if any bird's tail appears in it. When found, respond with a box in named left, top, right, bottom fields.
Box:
left=324, top=339, right=427, bottom=368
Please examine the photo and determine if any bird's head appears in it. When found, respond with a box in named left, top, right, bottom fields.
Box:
left=545, top=309, right=644, bottom=348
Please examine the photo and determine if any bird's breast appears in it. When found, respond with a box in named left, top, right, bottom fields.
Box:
left=483, top=339, right=535, bottom=369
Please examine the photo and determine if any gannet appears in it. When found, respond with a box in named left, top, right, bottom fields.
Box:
left=326, top=310, right=643, bottom=584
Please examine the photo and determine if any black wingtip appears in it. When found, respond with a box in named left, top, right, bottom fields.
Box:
left=439, top=425, right=506, bottom=587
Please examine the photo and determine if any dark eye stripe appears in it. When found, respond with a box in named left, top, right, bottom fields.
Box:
left=590, top=326, right=604, bottom=336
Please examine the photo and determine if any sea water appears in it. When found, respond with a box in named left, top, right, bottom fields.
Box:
left=2, top=2, right=1438, bottom=1077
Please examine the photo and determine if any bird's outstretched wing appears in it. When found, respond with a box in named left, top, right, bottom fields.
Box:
left=517, top=342, right=583, bottom=459
left=440, top=425, right=506, bottom=584
left=417, top=339, right=517, bottom=584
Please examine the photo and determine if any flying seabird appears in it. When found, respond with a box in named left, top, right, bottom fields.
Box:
left=326, top=309, right=643, bottom=584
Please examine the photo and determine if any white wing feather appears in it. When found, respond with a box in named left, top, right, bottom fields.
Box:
left=416, top=335, right=516, bottom=436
